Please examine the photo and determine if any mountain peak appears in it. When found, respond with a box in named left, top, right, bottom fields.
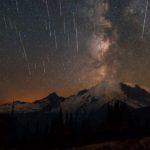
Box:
left=33, top=92, right=62, bottom=104
left=91, top=81, right=124, bottom=99
left=46, top=92, right=59, bottom=99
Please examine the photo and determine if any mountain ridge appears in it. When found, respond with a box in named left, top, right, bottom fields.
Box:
left=0, top=81, right=150, bottom=113
left=1, top=81, right=150, bottom=147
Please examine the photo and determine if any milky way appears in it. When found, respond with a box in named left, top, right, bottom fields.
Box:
left=84, top=0, right=150, bottom=89
left=0, top=0, right=150, bottom=103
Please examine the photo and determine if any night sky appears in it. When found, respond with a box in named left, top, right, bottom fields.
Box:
left=0, top=0, right=150, bottom=103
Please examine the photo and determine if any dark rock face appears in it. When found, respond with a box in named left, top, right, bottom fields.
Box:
left=77, top=89, right=88, bottom=96
left=34, top=92, right=63, bottom=104
left=45, top=92, right=61, bottom=100
left=120, top=83, right=150, bottom=105
left=34, top=93, right=64, bottom=112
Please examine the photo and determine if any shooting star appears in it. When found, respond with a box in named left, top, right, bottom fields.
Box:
left=45, top=20, right=48, bottom=31
left=73, top=12, right=76, bottom=30
left=42, top=60, right=46, bottom=73
left=141, top=0, right=149, bottom=39
left=3, top=15, right=7, bottom=30
left=45, top=0, right=50, bottom=17
left=54, top=29, right=58, bottom=49
left=18, top=31, right=31, bottom=75
left=15, top=0, right=19, bottom=15
left=48, top=21, right=52, bottom=37
left=59, top=0, right=62, bottom=16
left=75, top=26, right=79, bottom=53
left=64, top=17, right=66, bottom=34
left=67, top=33, right=70, bottom=48
left=73, top=13, right=79, bottom=53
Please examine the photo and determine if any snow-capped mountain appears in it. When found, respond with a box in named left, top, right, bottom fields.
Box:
left=1, top=81, right=150, bottom=146
left=62, top=81, right=125, bottom=113
left=0, top=81, right=150, bottom=114
left=62, top=81, right=150, bottom=114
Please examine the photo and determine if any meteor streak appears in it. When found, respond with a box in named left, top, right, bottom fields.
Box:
left=141, top=0, right=149, bottom=39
